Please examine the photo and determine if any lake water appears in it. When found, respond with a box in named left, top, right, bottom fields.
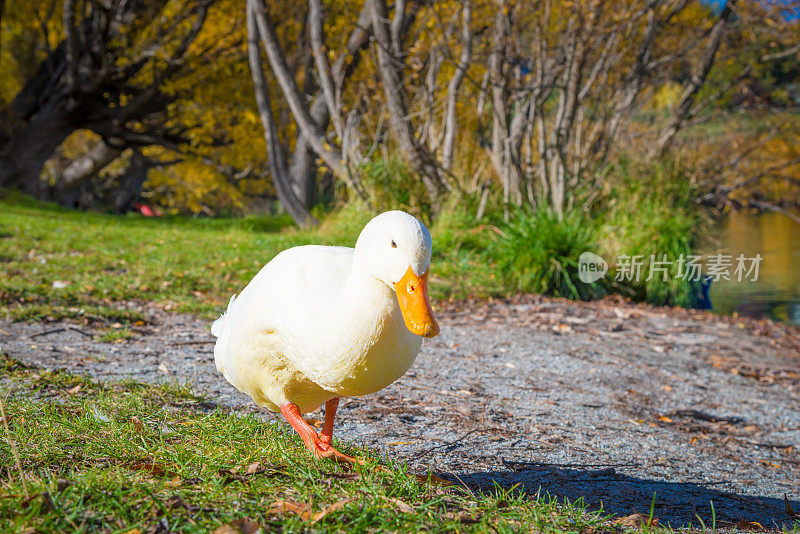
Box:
left=699, top=210, right=800, bottom=325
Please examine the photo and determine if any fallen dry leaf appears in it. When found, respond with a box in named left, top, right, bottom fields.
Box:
left=267, top=499, right=312, bottom=521
left=66, top=384, right=81, bottom=394
left=322, top=471, right=359, bottom=481
left=212, top=518, right=261, bottom=534
left=165, top=495, right=188, bottom=510
left=218, top=468, right=249, bottom=485
left=21, top=491, right=54, bottom=511
left=384, top=497, right=414, bottom=513
left=305, top=417, right=323, bottom=429
left=658, top=415, right=673, bottom=423
left=732, top=521, right=766, bottom=531
left=245, top=461, right=261, bottom=474
left=124, top=460, right=179, bottom=479
left=445, top=510, right=479, bottom=523
left=786, top=494, right=798, bottom=519
left=92, top=405, right=110, bottom=423
left=165, top=476, right=182, bottom=487
left=615, top=513, right=658, bottom=528
left=311, top=498, right=352, bottom=524
left=130, top=416, right=145, bottom=433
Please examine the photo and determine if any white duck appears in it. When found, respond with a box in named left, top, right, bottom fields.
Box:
left=212, top=210, right=439, bottom=461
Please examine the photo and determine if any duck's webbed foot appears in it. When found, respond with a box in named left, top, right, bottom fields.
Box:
left=280, top=401, right=362, bottom=464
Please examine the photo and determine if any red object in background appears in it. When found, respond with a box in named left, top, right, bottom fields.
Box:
left=133, top=203, right=162, bottom=217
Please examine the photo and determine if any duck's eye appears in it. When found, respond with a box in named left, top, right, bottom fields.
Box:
left=391, top=240, right=397, bottom=248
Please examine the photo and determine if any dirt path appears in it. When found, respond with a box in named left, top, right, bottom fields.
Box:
left=2, top=296, right=799, bottom=529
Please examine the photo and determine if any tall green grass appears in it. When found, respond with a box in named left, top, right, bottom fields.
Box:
left=487, top=207, right=607, bottom=300
left=600, top=158, right=708, bottom=307
left=1, top=155, right=710, bottom=318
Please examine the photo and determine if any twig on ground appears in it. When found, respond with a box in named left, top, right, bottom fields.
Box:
left=68, top=326, right=93, bottom=337
left=28, top=328, right=68, bottom=339
left=411, top=428, right=502, bottom=460
left=442, top=466, right=476, bottom=498
left=28, top=325, right=93, bottom=339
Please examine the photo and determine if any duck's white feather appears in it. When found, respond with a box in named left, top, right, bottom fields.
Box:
left=213, top=244, right=422, bottom=413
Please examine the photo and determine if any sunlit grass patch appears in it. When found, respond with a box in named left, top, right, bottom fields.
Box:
left=0, top=194, right=499, bottom=323
left=96, top=326, right=135, bottom=343
left=0, top=361, right=622, bottom=533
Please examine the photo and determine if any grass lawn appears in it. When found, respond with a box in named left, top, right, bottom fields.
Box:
left=0, top=194, right=721, bottom=532
left=0, top=354, right=622, bottom=533
left=0, top=194, right=500, bottom=323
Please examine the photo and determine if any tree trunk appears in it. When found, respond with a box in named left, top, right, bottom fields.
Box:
left=247, top=0, right=317, bottom=228
left=0, top=0, right=210, bottom=199
left=0, top=0, right=5, bottom=53
left=441, top=0, right=472, bottom=172
left=369, top=0, right=446, bottom=204
left=0, top=100, right=71, bottom=196
left=53, top=140, right=123, bottom=207
left=653, top=1, right=735, bottom=157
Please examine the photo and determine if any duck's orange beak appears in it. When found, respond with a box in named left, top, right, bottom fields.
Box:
left=394, top=266, right=439, bottom=338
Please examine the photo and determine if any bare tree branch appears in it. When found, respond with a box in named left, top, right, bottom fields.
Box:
left=760, top=42, right=800, bottom=62
left=62, top=0, right=79, bottom=92
left=308, top=0, right=343, bottom=140
left=247, top=0, right=316, bottom=228
left=441, top=0, right=472, bottom=172
left=58, top=140, right=123, bottom=190
left=654, top=0, right=737, bottom=156
left=369, top=0, right=447, bottom=202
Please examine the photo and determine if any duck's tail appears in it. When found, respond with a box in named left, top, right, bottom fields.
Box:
left=211, top=294, right=237, bottom=337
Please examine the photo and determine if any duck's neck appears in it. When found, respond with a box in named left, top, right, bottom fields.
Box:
left=337, top=262, right=400, bottom=333
left=346, top=262, right=393, bottom=307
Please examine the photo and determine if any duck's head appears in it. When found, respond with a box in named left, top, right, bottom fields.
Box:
left=354, top=211, right=440, bottom=338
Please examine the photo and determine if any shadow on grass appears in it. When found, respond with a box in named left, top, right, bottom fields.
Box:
left=456, top=460, right=799, bottom=529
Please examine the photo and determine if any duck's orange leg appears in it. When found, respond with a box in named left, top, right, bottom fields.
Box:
left=320, top=397, right=339, bottom=446
left=280, top=401, right=358, bottom=463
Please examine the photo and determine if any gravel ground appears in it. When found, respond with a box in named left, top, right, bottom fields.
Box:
left=2, top=296, right=799, bottom=529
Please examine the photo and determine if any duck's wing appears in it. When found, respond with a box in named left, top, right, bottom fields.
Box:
left=212, top=245, right=354, bottom=380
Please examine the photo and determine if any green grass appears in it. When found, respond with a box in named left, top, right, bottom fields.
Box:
left=96, top=326, right=135, bottom=343
left=0, top=192, right=505, bottom=323
left=0, top=355, right=621, bottom=533
left=487, top=207, right=606, bottom=300
left=599, top=159, right=708, bottom=307
left=0, top=172, right=707, bottom=325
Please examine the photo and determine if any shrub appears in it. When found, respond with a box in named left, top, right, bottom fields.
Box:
left=428, top=199, right=502, bottom=299
left=488, top=207, right=606, bottom=300
left=600, top=158, right=708, bottom=307
left=316, top=200, right=376, bottom=244
left=359, top=156, right=433, bottom=221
